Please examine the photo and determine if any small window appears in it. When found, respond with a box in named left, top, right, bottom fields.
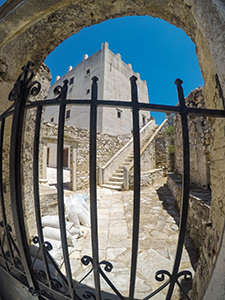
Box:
left=117, top=109, right=122, bottom=119
left=86, top=69, right=90, bottom=74
left=70, top=77, right=74, bottom=85
left=66, top=109, right=71, bottom=119
left=87, top=88, right=90, bottom=94
left=142, top=115, right=146, bottom=126
left=50, top=117, right=54, bottom=122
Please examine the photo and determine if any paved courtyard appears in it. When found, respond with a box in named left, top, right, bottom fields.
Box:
left=60, top=177, right=196, bottom=300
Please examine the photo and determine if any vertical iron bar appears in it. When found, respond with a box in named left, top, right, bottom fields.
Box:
left=57, top=80, right=75, bottom=299
left=33, top=105, right=52, bottom=288
left=89, top=76, right=102, bottom=300
left=10, top=70, right=40, bottom=295
left=0, top=118, right=10, bottom=272
left=129, top=76, right=140, bottom=300
left=0, top=119, right=7, bottom=226
left=166, top=79, right=190, bottom=300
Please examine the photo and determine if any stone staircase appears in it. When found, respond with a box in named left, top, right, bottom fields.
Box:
left=100, top=124, right=158, bottom=190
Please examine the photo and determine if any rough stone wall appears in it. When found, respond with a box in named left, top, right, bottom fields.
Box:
left=140, top=139, right=156, bottom=172
left=155, top=136, right=167, bottom=168
left=140, top=116, right=174, bottom=174
left=129, top=168, right=164, bottom=188
left=167, top=173, right=211, bottom=253
left=0, top=63, right=51, bottom=244
left=156, top=115, right=175, bottom=172
left=174, top=88, right=212, bottom=189
left=42, top=122, right=131, bottom=190
left=22, top=64, right=51, bottom=238
left=172, top=86, right=225, bottom=299
left=198, top=116, right=225, bottom=300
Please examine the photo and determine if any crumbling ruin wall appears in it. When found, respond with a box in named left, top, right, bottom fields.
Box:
left=42, top=122, right=131, bottom=190
left=0, top=63, right=51, bottom=244
left=22, top=64, right=52, bottom=242
left=174, top=87, right=212, bottom=189
left=22, top=63, right=52, bottom=213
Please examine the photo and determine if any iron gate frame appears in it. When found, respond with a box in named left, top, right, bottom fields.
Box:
left=0, top=62, right=224, bottom=300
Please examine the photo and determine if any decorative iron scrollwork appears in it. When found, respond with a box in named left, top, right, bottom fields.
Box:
left=99, top=260, right=113, bottom=272
left=53, top=79, right=69, bottom=100
left=53, top=85, right=62, bottom=97
left=0, top=220, right=23, bottom=271
left=155, top=269, right=171, bottom=282
left=3, top=61, right=225, bottom=300
left=79, top=255, right=192, bottom=300
left=81, top=255, right=93, bottom=266
left=82, top=291, right=96, bottom=300
left=8, top=61, right=41, bottom=102
left=80, top=255, right=114, bottom=275
left=31, top=236, right=70, bottom=296
left=155, top=269, right=192, bottom=287
left=28, top=287, right=43, bottom=297
left=79, top=256, right=125, bottom=300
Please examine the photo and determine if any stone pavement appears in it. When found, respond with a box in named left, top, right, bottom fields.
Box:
left=61, top=178, right=196, bottom=299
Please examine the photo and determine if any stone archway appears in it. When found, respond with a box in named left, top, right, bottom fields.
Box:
left=0, top=1, right=225, bottom=299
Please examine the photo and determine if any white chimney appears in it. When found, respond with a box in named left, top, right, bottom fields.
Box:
left=56, top=75, right=60, bottom=81
left=68, top=66, right=72, bottom=72
left=83, top=54, right=88, bottom=61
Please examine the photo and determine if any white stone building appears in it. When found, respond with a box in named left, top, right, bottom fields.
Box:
left=45, top=42, right=150, bottom=136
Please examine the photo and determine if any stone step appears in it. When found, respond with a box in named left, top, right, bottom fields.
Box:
left=101, top=183, right=123, bottom=191
left=112, top=171, right=123, bottom=179
left=117, top=167, right=125, bottom=171
left=105, top=180, right=122, bottom=186
left=109, top=176, right=124, bottom=182
left=99, top=126, right=159, bottom=191
left=115, top=170, right=124, bottom=176
left=124, top=157, right=133, bottom=162
left=121, top=162, right=131, bottom=167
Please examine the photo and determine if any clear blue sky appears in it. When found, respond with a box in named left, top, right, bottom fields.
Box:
left=45, top=16, right=203, bottom=124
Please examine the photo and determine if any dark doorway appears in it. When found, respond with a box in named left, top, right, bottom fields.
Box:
left=47, top=147, right=50, bottom=166
left=63, top=148, right=69, bottom=168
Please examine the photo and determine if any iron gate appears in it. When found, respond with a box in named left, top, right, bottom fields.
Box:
left=0, top=62, right=224, bottom=300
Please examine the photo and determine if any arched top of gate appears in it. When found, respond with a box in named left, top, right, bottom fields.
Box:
left=0, top=0, right=198, bottom=82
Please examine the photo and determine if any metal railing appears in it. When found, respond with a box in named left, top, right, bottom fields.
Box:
left=0, top=62, right=224, bottom=300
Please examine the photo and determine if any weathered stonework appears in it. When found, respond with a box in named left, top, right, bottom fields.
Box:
left=21, top=64, right=52, bottom=241
left=141, top=116, right=174, bottom=172
left=0, top=63, right=51, bottom=245
left=170, top=87, right=225, bottom=299
left=167, top=173, right=211, bottom=252
left=174, top=87, right=212, bottom=189
left=23, top=63, right=52, bottom=211
left=42, top=121, right=131, bottom=190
